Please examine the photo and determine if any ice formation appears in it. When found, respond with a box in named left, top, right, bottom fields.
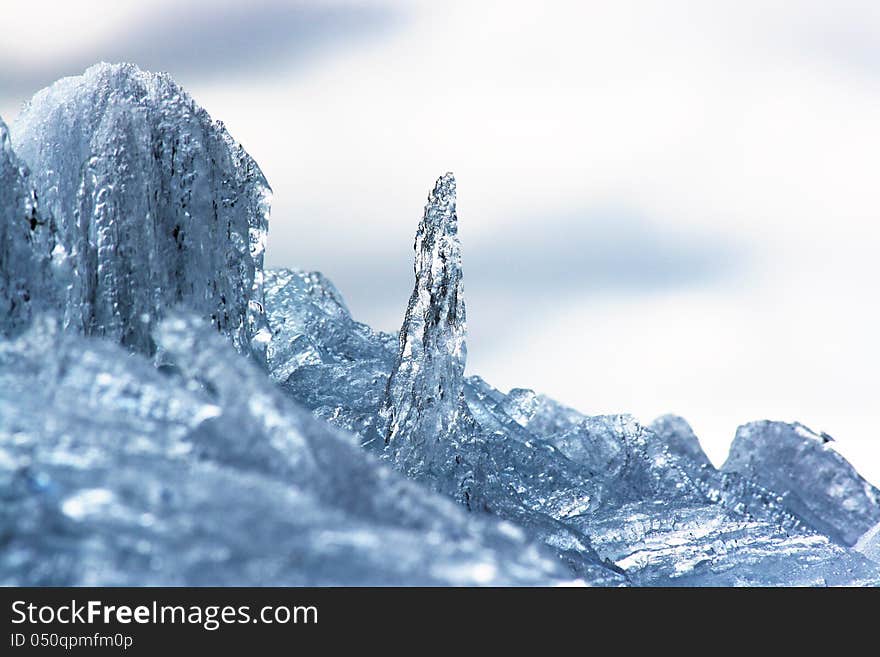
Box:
left=0, top=317, right=575, bottom=585
left=264, top=176, right=880, bottom=586
left=0, top=118, right=59, bottom=334
left=1, top=64, right=879, bottom=586
left=8, top=63, right=270, bottom=356
left=721, top=421, right=880, bottom=546
left=856, top=521, right=880, bottom=563
left=381, top=173, right=469, bottom=480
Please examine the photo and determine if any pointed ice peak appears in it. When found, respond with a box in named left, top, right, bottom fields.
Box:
left=381, top=173, right=467, bottom=475
left=412, top=172, right=461, bottom=286
left=421, top=172, right=457, bottom=227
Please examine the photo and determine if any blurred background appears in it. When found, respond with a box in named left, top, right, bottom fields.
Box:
left=2, top=0, right=878, bottom=483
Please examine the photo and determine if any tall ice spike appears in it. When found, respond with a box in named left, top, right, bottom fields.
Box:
left=381, top=173, right=467, bottom=477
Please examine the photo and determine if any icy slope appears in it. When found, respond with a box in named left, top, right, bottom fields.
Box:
left=722, top=421, right=880, bottom=546
left=0, top=318, right=575, bottom=586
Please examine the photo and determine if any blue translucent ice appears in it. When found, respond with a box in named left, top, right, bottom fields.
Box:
left=1, top=64, right=878, bottom=586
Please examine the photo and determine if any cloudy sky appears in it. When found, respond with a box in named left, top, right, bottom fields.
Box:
left=2, top=0, right=879, bottom=483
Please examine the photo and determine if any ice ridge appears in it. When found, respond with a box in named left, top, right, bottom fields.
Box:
left=9, top=63, right=270, bottom=356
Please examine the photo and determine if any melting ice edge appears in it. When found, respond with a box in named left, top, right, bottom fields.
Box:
left=1, top=63, right=879, bottom=586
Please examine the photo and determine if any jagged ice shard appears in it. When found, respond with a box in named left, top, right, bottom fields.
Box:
left=8, top=63, right=270, bottom=356
left=380, top=173, right=475, bottom=497
left=722, top=421, right=880, bottom=546
left=2, top=64, right=879, bottom=586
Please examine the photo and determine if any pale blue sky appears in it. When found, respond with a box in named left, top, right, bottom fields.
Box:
left=2, top=0, right=878, bottom=484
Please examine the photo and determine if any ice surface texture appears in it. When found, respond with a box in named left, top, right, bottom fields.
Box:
left=265, top=175, right=879, bottom=585
left=856, top=521, right=880, bottom=563
left=0, top=317, right=573, bottom=585
left=0, top=118, right=59, bottom=333
left=382, top=173, right=468, bottom=478
left=2, top=64, right=879, bottom=586
left=9, top=63, right=270, bottom=356
left=722, top=422, right=880, bottom=546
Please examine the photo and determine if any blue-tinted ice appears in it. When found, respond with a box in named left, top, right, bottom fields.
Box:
left=1, top=64, right=878, bottom=586
left=10, top=63, right=270, bottom=356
